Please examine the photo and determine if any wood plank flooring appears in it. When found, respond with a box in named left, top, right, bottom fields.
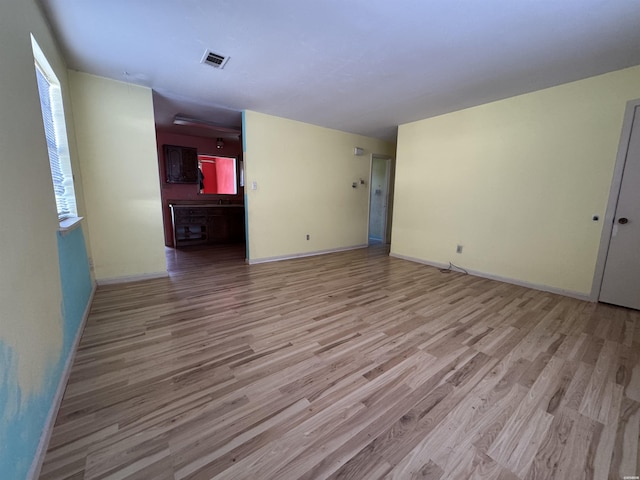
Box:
left=40, top=245, right=640, bottom=479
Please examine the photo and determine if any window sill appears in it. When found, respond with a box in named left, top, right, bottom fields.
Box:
left=58, top=216, right=83, bottom=234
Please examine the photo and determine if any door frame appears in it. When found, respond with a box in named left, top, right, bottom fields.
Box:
left=367, top=154, right=393, bottom=245
left=591, top=98, right=640, bottom=301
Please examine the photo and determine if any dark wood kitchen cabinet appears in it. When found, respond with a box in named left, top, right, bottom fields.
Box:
left=164, top=145, right=198, bottom=183
left=170, top=204, right=245, bottom=247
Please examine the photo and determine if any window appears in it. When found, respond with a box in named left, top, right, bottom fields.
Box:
left=32, top=35, right=77, bottom=222
left=198, top=155, right=238, bottom=195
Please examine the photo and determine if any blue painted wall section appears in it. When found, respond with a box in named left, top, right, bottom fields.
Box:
left=241, top=110, right=247, bottom=152
left=242, top=110, right=249, bottom=260
left=56, top=227, right=93, bottom=354
left=0, top=342, right=60, bottom=479
left=0, top=226, right=92, bottom=479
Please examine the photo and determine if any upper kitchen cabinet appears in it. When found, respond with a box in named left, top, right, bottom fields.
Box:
left=164, top=144, right=198, bottom=183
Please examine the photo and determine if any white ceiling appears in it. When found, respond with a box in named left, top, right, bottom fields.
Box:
left=40, top=0, right=640, bottom=141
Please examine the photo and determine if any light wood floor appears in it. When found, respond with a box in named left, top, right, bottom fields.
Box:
left=40, top=245, right=640, bottom=480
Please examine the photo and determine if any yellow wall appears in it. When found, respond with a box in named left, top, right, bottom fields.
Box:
left=244, top=111, right=395, bottom=261
left=0, top=0, right=77, bottom=411
left=392, top=65, right=640, bottom=296
left=69, top=71, right=166, bottom=281
left=0, top=0, right=95, bottom=475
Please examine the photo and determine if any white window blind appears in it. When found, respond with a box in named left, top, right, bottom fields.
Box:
left=33, top=50, right=77, bottom=221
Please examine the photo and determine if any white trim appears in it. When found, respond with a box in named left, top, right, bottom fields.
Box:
left=97, top=271, right=169, bottom=285
left=590, top=99, right=640, bottom=301
left=248, top=244, right=368, bottom=265
left=389, top=252, right=591, bottom=302
left=28, top=282, right=97, bottom=480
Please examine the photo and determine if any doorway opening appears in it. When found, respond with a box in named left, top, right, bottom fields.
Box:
left=368, top=155, right=394, bottom=245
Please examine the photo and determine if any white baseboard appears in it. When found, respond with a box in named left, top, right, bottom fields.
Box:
left=248, top=244, right=368, bottom=265
left=97, top=271, right=169, bottom=285
left=28, top=282, right=97, bottom=480
left=389, top=252, right=591, bottom=302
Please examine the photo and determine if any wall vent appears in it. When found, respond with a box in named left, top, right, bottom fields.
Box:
left=201, top=50, right=229, bottom=69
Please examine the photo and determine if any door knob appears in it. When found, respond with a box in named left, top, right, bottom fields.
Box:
left=618, top=217, right=629, bottom=224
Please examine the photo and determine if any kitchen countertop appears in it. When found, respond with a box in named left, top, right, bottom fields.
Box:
left=169, top=203, right=244, bottom=208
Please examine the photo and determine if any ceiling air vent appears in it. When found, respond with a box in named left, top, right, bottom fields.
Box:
left=201, top=50, right=229, bottom=69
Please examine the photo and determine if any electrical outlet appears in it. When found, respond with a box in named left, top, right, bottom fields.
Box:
left=456, top=245, right=463, bottom=254
left=306, top=234, right=310, bottom=240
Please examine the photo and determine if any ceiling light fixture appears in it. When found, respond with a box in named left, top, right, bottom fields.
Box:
left=172, top=115, right=241, bottom=135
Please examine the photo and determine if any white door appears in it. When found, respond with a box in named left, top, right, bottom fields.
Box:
left=599, top=105, right=640, bottom=310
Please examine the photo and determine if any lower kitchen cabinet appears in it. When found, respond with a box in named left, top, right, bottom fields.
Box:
left=170, top=204, right=245, bottom=247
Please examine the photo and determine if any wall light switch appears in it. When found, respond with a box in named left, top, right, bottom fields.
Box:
left=251, top=181, right=257, bottom=190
